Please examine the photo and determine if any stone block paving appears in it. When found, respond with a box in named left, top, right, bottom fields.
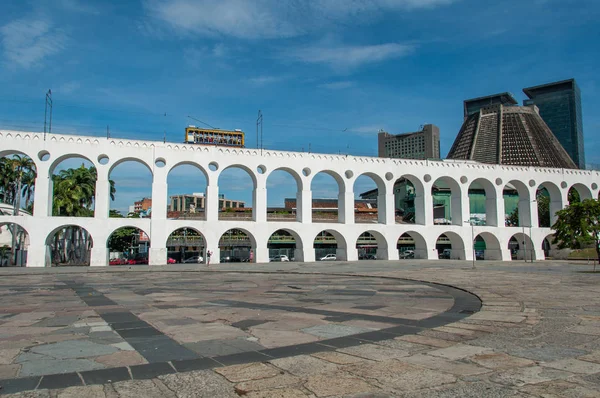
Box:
left=0, top=260, right=599, bottom=396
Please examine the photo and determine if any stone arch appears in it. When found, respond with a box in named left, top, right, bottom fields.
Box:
left=507, top=232, right=535, bottom=261
left=0, top=221, right=29, bottom=266
left=49, top=153, right=96, bottom=175
left=314, top=229, right=348, bottom=261
left=166, top=227, right=206, bottom=263
left=45, top=224, right=93, bottom=267
left=569, top=183, right=593, bottom=201
left=504, top=180, right=532, bottom=227
left=468, top=178, right=498, bottom=226
left=394, top=174, right=426, bottom=225
left=355, top=229, right=389, bottom=260
left=108, top=157, right=153, bottom=177
left=538, top=181, right=562, bottom=226
left=167, top=162, right=209, bottom=220
left=435, top=231, right=466, bottom=260
left=354, top=172, right=386, bottom=224
left=267, top=227, right=304, bottom=262
left=542, top=233, right=561, bottom=260
left=167, top=161, right=209, bottom=182
left=474, top=232, right=503, bottom=260
left=219, top=227, right=256, bottom=263
left=397, top=231, right=428, bottom=259
left=217, top=165, right=257, bottom=221
left=310, top=170, right=345, bottom=224
left=266, top=167, right=303, bottom=191
left=431, top=176, right=463, bottom=226
left=266, top=168, right=302, bottom=223
left=220, top=164, right=258, bottom=187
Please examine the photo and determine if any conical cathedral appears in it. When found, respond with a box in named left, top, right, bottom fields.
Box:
left=447, top=104, right=578, bottom=169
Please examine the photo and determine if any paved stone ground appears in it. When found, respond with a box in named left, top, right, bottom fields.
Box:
left=0, top=259, right=599, bottom=397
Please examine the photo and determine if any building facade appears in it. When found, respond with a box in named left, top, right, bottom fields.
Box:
left=523, top=79, right=585, bottom=169
left=133, top=197, right=152, bottom=214
left=378, top=124, right=440, bottom=160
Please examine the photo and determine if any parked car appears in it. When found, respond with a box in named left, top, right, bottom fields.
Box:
left=399, top=250, right=415, bottom=259
left=439, top=249, right=452, bottom=259
left=320, top=254, right=337, bottom=261
left=167, top=257, right=176, bottom=264
left=475, top=250, right=485, bottom=260
left=270, top=254, right=289, bottom=262
left=109, top=258, right=126, bottom=266
left=127, top=254, right=148, bottom=265
left=183, top=256, right=203, bottom=264
left=359, top=254, right=377, bottom=260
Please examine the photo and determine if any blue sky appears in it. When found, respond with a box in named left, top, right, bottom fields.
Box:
left=1, top=0, right=599, bottom=214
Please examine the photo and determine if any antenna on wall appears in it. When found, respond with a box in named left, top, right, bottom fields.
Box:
left=256, top=110, right=263, bottom=155
left=44, top=89, right=52, bottom=140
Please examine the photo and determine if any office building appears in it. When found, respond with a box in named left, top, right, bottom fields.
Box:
left=447, top=103, right=577, bottom=169
left=523, top=79, right=585, bottom=168
left=464, top=92, right=518, bottom=118
left=378, top=124, right=440, bottom=160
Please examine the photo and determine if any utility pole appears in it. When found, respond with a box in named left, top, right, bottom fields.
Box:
left=256, top=110, right=263, bottom=155
left=44, top=89, right=52, bottom=140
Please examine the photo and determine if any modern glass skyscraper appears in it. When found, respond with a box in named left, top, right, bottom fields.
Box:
left=523, top=79, right=585, bottom=169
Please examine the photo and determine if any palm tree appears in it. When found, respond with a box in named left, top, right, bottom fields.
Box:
left=10, top=155, right=36, bottom=214
left=49, top=164, right=116, bottom=266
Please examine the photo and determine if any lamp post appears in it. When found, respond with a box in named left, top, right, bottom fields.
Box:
left=530, top=199, right=536, bottom=263
left=464, top=220, right=475, bottom=270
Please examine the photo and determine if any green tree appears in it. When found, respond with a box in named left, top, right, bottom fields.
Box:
left=552, top=199, right=600, bottom=271
left=0, top=245, right=10, bottom=267
left=506, top=191, right=551, bottom=227
left=108, top=227, right=137, bottom=253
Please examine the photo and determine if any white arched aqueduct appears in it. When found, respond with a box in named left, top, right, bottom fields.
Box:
left=1, top=130, right=598, bottom=266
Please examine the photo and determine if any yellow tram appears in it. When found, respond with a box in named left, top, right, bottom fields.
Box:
left=185, top=126, right=245, bottom=147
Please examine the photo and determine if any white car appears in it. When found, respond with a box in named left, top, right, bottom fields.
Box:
left=270, top=254, right=290, bottom=262
left=320, top=254, right=337, bottom=261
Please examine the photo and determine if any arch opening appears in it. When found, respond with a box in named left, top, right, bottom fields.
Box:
left=354, top=174, right=383, bottom=224
left=46, top=225, right=93, bottom=267
left=217, top=167, right=254, bottom=221
left=393, top=175, right=424, bottom=225
left=268, top=229, right=301, bottom=262
left=314, top=229, right=346, bottom=261
left=51, top=156, right=96, bottom=217
left=397, top=231, right=428, bottom=259
left=474, top=232, right=502, bottom=261
left=356, top=230, right=387, bottom=260
left=167, top=163, right=208, bottom=221
left=0, top=222, right=29, bottom=266
left=0, top=153, right=37, bottom=214
left=109, top=160, right=152, bottom=218
left=219, top=228, right=255, bottom=263
left=266, top=169, right=300, bottom=222
left=468, top=179, right=497, bottom=226
left=508, top=233, right=535, bottom=261
left=431, top=177, right=462, bottom=226
left=436, top=232, right=465, bottom=260
left=107, top=226, right=151, bottom=265
left=537, top=182, right=562, bottom=226
left=166, top=227, right=205, bottom=264
left=504, top=180, right=530, bottom=227
left=311, top=171, right=343, bottom=223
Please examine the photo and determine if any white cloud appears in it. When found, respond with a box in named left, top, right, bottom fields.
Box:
left=318, top=81, right=355, bottom=90
left=350, top=125, right=386, bottom=135
left=1, top=18, right=67, bottom=69
left=57, top=81, right=80, bottom=95
left=286, top=42, right=414, bottom=70
left=144, top=0, right=456, bottom=39
left=247, top=75, right=286, bottom=86
left=144, top=0, right=299, bottom=39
